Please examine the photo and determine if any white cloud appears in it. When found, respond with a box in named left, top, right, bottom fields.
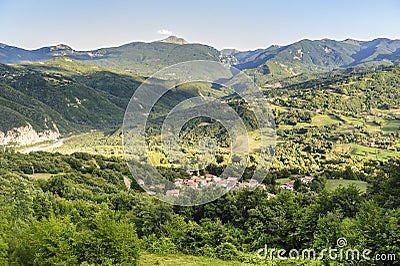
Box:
left=157, top=29, right=173, bottom=36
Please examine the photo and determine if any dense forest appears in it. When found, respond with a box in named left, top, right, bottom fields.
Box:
left=0, top=150, right=399, bottom=265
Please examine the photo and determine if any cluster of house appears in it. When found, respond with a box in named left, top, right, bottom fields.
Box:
left=134, top=173, right=315, bottom=197
left=278, top=176, right=314, bottom=191
left=171, top=173, right=267, bottom=191
left=136, top=171, right=272, bottom=197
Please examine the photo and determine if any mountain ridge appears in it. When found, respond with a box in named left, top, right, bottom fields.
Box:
left=230, top=38, right=400, bottom=77
left=2, top=37, right=400, bottom=76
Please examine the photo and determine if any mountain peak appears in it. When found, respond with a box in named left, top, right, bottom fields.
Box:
left=158, top=36, right=188, bottom=45
left=342, top=39, right=362, bottom=45
left=49, top=44, right=73, bottom=51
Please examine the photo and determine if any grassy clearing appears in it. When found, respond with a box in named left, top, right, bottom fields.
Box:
left=334, top=144, right=352, bottom=154
left=335, top=124, right=355, bottom=134
left=325, top=179, right=369, bottom=193
left=27, top=173, right=64, bottom=180
left=338, top=115, right=364, bottom=127
left=277, top=114, right=341, bottom=130
left=311, top=114, right=341, bottom=126
left=382, top=119, right=400, bottom=133
left=277, top=178, right=370, bottom=193
left=276, top=124, right=294, bottom=130
left=349, top=144, right=398, bottom=160
left=54, top=131, right=124, bottom=156
left=275, top=178, right=291, bottom=185
left=364, top=122, right=381, bottom=133
left=269, top=104, right=289, bottom=113
left=138, top=253, right=245, bottom=266
left=232, top=131, right=264, bottom=153
left=335, top=143, right=398, bottom=160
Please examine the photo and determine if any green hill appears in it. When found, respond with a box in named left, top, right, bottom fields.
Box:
left=0, top=39, right=221, bottom=75
left=0, top=58, right=235, bottom=145
left=0, top=59, right=144, bottom=143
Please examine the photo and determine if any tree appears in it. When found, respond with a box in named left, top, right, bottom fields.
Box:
left=313, top=210, right=344, bottom=250
left=77, top=204, right=139, bottom=265
left=0, top=206, right=10, bottom=265
left=15, top=216, right=78, bottom=266
left=371, top=159, right=400, bottom=209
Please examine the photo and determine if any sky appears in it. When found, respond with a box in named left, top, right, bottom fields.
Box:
left=1, top=0, right=400, bottom=51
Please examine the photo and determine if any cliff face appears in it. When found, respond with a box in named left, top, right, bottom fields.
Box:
left=0, top=123, right=60, bottom=146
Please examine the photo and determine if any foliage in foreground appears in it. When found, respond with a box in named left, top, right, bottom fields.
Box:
left=0, top=151, right=399, bottom=265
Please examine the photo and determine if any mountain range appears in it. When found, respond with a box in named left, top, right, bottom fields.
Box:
left=0, top=36, right=220, bottom=76
left=229, top=38, right=400, bottom=76
left=1, top=36, right=400, bottom=145
left=1, top=37, right=400, bottom=77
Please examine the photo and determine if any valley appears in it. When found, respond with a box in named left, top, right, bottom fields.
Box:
left=0, top=37, right=399, bottom=265
left=4, top=58, right=398, bottom=200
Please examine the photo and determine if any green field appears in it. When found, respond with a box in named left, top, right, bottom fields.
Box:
left=338, top=113, right=400, bottom=135
left=53, top=131, right=124, bottom=156
left=337, top=115, right=364, bottom=127
left=325, top=179, right=370, bottom=193
left=311, top=114, right=341, bottom=126
left=349, top=144, right=398, bottom=160
left=365, top=122, right=382, bottom=133
left=275, top=178, right=292, bottom=185
left=277, top=178, right=370, bottom=193
left=26, top=173, right=61, bottom=180
left=335, top=143, right=399, bottom=160
left=382, top=119, right=400, bottom=133
left=138, top=253, right=245, bottom=266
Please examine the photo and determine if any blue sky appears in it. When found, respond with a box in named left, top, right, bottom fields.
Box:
left=1, top=0, right=399, bottom=51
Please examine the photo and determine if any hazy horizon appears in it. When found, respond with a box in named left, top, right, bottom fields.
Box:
left=1, top=0, right=400, bottom=51
left=1, top=35, right=400, bottom=53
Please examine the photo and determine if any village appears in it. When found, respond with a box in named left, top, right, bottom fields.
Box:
left=278, top=176, right=315, bottom=191
left=135, top=170, right=315, bottom=197
left=173, top=172, right=267, bottom=190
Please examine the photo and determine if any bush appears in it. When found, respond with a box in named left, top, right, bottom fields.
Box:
left=215, top=242, right=239, bottom=261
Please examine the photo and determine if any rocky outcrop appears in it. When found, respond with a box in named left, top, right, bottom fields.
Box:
left=0, top=123, right=60, bottom=146
left=159, top=36, right=188, bottom=45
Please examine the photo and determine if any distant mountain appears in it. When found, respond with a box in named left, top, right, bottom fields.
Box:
left=2, top=37, right=400, bottom=77
left=0, top=43, right=78, bottom=64
left=0, top=38, right=220, bottom=75
left=231, top=38, right=400, bottom=77
left=82, top=41, right=220, bottom=75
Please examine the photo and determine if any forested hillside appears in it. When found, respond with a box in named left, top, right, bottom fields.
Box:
left=0, top=150, right=399, bottom=265
left=0, top=59, right=134, bottom=134
left=0, top=40, right=220, bottom=75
